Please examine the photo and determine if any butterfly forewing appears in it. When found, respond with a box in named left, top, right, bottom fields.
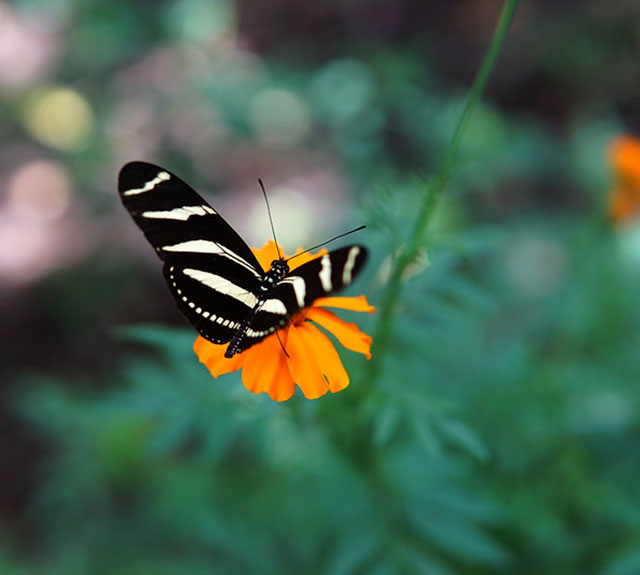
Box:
left=119, top=162, right=265, bottom=344
left=118, top=162, right=262, bottom=271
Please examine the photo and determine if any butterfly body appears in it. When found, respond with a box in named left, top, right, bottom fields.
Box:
left=118, top=162, right=368, bottom=357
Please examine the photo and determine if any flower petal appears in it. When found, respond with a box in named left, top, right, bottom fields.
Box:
left=241, top=333, right=295, bottom=401
left=288, top=247, right=328, bottom=271
left=300, top=322, right=350, bottom=393
left=286, top=324, right=330, bottom=399
left=609, top=185, right=639, bottom=224
left=251, top=240, right=327, bottom=272
left=306, top=308, right=373, bottom=359
left=314, top=295, right=375, bottom=313
left=193, top=336, right=243, bottom=377
left=196, top=240, right=371, bottom=401
left=252, top=241, right=280, bottom=271
left=610, top=135, right=640, bottom=184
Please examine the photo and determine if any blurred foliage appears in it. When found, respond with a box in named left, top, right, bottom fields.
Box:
left=14, top=218, right=640, bottom=574
left=3, top=0, right=640, bottom=574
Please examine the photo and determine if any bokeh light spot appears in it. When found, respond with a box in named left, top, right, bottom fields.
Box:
left=165, top=0, right=235, bottom=43
left=311, top=59, right=375, bottom=124
left=615, top=223, right=640, bottom=267
left=0, top=3, right=59, bottom=90
left=249, top=89, right=311, bottom=149
left=23, top=86, right=94, bottom=151
left=505, top=234, right=568, bottom=298
left=246, top=185, right=314, bottom=248
left=7, top=159, right=73, bottom=221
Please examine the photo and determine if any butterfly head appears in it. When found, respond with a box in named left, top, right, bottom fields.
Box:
left=269, top=259, right=289, bottom=278
left=258, top=259, right=290, bottom=295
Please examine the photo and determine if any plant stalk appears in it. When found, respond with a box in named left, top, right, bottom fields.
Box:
left=366, top=0, right=520, bottom=382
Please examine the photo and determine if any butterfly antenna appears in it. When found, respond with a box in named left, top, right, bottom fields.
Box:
left=286, top=225, right=366, bottom=263
left=275, top=329, right=290, bottom=358
left=259, top=178, right=283, bottom=260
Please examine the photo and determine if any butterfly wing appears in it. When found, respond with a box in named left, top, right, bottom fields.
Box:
left=118, top=162, right=261, bottom=269
left=232, top=245, right=369, bottom=353
left=118, top=162, right=264, bottom=344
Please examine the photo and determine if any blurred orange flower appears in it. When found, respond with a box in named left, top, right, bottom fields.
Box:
left=608, top=135, right=640, bottom=224
left=193, top=240, right=374, bottom=401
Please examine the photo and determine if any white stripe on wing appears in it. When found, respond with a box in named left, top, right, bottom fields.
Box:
left=319, top=254, right=333, bottom=291
left=279, top=276, right=306, bottom=308
left=142, top=205, right=216, bottom=220
left=122, top=171, right=171, bottom=196
left=162, top=240, right=262, bottom=278
left=342, top=246, right=360, bottom=285
left=183, top=268, right=258, bottom=308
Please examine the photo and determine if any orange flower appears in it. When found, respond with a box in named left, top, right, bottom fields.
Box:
left=608, top=135, right=640, bottom=224
left=193, top=240, right=374, bottom=401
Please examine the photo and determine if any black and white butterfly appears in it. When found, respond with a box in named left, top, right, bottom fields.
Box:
left=118, top=162, right=368, bottom=358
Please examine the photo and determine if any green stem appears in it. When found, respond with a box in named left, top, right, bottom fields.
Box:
left=365, top=0, right=520, bottom=381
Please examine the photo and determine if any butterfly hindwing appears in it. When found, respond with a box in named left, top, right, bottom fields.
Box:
left=163, top=264, right=260, bottom=344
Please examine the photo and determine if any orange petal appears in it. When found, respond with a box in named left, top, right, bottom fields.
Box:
left=193, top=336, right=243, bottom=377
left=300, top=322, right=350, bottom=393
left=314, top=295, right=375, bottom=313
left=286, top=324, right=330, bottom=399
left=251, top=240, right=327, bottom=272
left=305, top=308, right=373, bottom=359
left=252, top=240, right=280, bottom=271
left=610, top=135, right=640, bottom=184
left=240, top=333, right=295, bottom=401
left=288, top=247, right=328, bottom=271
left=609, top=185, right=639, bottom=224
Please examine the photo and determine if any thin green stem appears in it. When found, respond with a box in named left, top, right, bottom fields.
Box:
left=365, top=0, right=520, bottom=381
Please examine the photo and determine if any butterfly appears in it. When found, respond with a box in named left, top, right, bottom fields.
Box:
left=118, top=162, right=368, bottom=358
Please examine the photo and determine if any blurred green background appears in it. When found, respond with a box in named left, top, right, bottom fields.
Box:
left=2, top=0, right=640, bottom=573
